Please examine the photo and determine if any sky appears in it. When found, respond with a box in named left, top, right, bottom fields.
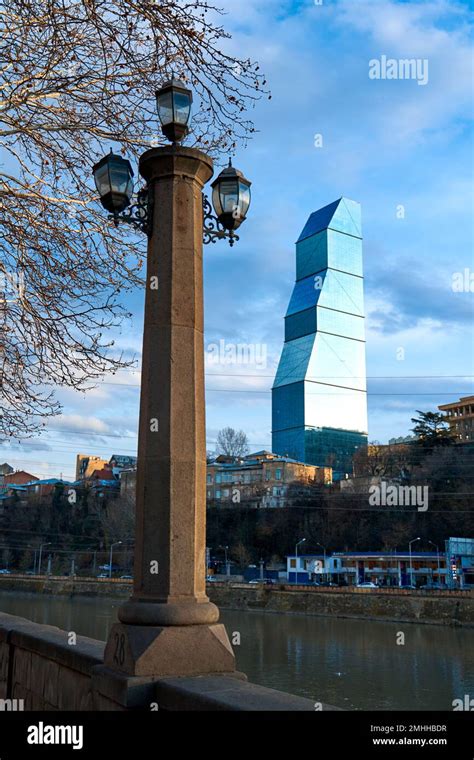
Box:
left=3, top=0, right=473, bottom=479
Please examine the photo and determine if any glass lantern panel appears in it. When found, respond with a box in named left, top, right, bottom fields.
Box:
left=94, top=163, right=111, bottom=196
left=158, top=90, right=173, bottom=125
left=112, top=162, right=133, bottom=197
left=218, top=179, right=239, bottom=214
left=237, top=181, right=251, bottom=218
left=174, top=91, right=191, bottom=124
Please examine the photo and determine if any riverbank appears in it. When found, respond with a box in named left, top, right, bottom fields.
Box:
left=208, top=582, right=474, bottom=627
left=0, top=575, right=472, bottom=626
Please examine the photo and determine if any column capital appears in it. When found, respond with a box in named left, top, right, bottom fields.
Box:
left=139, top=145, right=214, bottom=188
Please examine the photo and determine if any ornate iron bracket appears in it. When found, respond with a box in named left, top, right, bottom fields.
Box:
left=202, top=194, right=239, bottom=247
left=110, top=187, right=153, bottom=237
left=108, top=190, right=238, bottom=246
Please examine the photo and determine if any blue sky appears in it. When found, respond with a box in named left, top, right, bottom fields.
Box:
left=4, top=0, right=473, bottom=479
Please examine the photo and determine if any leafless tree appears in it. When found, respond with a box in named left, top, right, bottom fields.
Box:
left=0, top=0, right=267, bottom=439
left=216, top=426, right=249, bottom=457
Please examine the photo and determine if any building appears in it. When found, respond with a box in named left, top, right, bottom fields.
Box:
left=109, top=455, right=137, bottom=477
left=287, top=550, right=451, bottom=587
left=438, top=395, right=474, bottom=443
left=287, top=554, right=326, bottom=584
left=24, top=478, right=70, bottom=498
left=445, top=537, right=474, bottom=588
left=120, top=468, right=137, bottom=495
left=272, top=198, right=368, bottom=479
left=0, top=463, right=13, bottom=485
left=2, top=470, right=38, bottom=487
left=75, top=454, right=109, bottom=481
left=207, top=450, right=331, bottom=508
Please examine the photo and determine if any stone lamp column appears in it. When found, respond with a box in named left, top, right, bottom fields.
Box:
left=104, top=146, right=235, bottom=677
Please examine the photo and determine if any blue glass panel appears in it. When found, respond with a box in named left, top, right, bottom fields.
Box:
left=304, top=381, right=368, bottom=432
left=328, top=198, right=361, bottom=238
left=316, top=306, right=365, bottom=341
left=286, top=274, right=323, bottom=316
left=273, top=334, right=314, bottom=386
left=327, top=229, right=363, bottom=277
left=272, top=382, right=305, bottom=432
left=272, top=428, right=306, bottom=463
left=317, top=269, right=364, bottom=316
left=307, top=332, right=367, bottom=391
left=296, top=230, right=327, bottom=280
left=304, top=427, right=368, bottom=474
left=285, top=308, right=316, bottom=341
left=297, top=199, right=340, bottom=242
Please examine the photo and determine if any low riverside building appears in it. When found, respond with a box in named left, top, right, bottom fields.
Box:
left=207, top=450, right=332, bottom=508
left=286, top=541, right=474, bottom=588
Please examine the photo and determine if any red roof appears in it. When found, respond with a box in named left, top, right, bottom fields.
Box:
left=4, top=471, right=38, bottom=485
left=90, top=468, right=116, bottom=481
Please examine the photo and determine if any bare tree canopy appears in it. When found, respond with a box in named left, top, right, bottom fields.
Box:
left=0, top=0, right=266, bottom=439
left=216, top=426, right=249, bottom=458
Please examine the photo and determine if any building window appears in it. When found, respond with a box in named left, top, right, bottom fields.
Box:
left=290, top=559, right=296, bottom=568
left=244, top=473, right=250, bottom=484
left=215, top=473, right=221, bottom=484
left=207, top=474, right=212, bottom=484
left=207, top=490, right=211, bottom=498
left=223, top=489, right=229, bottom=497
left=275, top=468, right=282, bottom=480
left=215, top=490, right=221, bottom=499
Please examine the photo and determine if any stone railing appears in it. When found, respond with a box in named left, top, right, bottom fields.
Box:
left=0, top=611, right=339, bottom=711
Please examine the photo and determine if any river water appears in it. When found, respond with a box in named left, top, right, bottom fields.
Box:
left=0, top=590, right=472, bottom=710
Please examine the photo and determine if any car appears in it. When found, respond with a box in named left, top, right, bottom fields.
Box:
left=97, top=573, right=109, bottom=579
left=357, top=581, right=378, bottom=588
left=0, top=569, right=11, bottom=575
left=120, top=574, right=133, bottom=579
left=206, top=575, right=218, bottom=582
left=249, top=579, right=264, bottom=584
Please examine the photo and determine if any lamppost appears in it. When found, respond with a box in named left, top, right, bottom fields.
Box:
left=94, top=78, right=251, bottom=678
left=409, top=537, right=421, bottom=588
left=315, top=542, right=327, bottom=583
left=295, top=538, right=306, bottom=584
left=38, top=542, right=51, bottom=576
left=109, top=541, right=122, bottom=579
left=428, top=540, right=441, bottom=587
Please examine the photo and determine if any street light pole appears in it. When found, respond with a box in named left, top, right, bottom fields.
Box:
left=97, top=80, right=251, bottom=679
left=409, top=537, right=421, bottom=587
left=104, top=148, right=237, bottom=677
left=109, top=541, right=122, bottom=579
left=295, top=538, right=306, bottom=584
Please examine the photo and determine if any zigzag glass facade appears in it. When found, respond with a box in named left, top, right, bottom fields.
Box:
left=272, top=198, right=368, bottom=478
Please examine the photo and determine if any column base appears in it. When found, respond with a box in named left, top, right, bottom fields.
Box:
left=104, top=622, right=236, bottom=677
left=118, top=599, right=219, bottom=626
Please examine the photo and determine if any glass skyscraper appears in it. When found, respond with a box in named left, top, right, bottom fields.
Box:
left=272, top=197, right=368, bottom=478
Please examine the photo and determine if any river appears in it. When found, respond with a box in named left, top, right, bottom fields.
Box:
left=0, top=590, right=472, bottom=710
